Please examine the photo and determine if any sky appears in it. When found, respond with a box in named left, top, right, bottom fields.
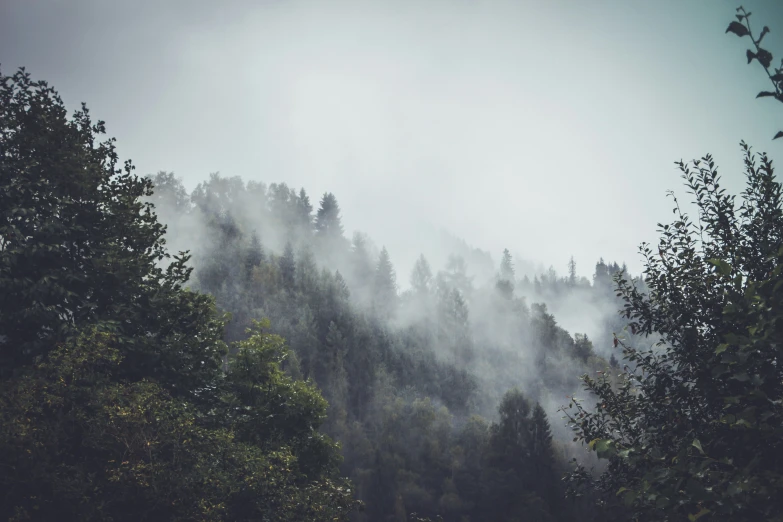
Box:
left=2, top=0, right=782, bottom=282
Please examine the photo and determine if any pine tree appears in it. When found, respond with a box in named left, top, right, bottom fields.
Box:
left=443, top=255, right=474, bottom=298
left=500, top=248, right=515, bottom=282
left=315, top=192, right=344, bottom=239
left=373, top=247, right=398, bottom=320
left=244, top=230, right=265, bottom=278
left=410, top=254, right=433, bottom=294
left=349, top=232, right=375, bottom=306
left=279, top=242, right=296, bottom=290
left=297, top=188, right=314, bottom=231
left=567, top=256, right=577, bottom=287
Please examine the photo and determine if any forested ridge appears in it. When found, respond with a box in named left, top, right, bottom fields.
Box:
left=144, top=166, right=631, bottom=521
left=1, top=6, right=783, bottom=522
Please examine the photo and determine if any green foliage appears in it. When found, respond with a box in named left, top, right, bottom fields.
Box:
left=222, top=319, right=345, bottom=479
left=0, top=68, right=356, bottom=521
left=0, top=68, right=225, bottom=395
left=727, top=6, right=783, bottom=140
left=0, top=328, right=356, bottom=521
left=564, top=143, right=783, bottom=521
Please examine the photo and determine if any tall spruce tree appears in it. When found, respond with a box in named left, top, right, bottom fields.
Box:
left=373, top=247, right=398, bottom=320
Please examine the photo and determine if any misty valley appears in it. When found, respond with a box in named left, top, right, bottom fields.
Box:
left=2, top=3, right=783, bottom=522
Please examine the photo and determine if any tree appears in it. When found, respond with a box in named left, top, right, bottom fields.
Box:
left=411, top=254, right=434, bottom=295
left=279, top=241, right=296, bottom=290
left=567, top=256, right=577, bottom=287
left=373, top=247, right=398, bottom=320
left=496, top=249, right=516, bottom=299
left=441, top=255, right=474, bottom=298
left=726, top=6, right=783, bottom=140
left=500, top=249, right=515, bottom=283
left=482, top=389, right=554, bottom=522
left=147, top=171, right=190, bottom=214
left=572, top=333, right=594, bottom=362
left=0, top=326, right=357, bottom=521
left=244, top=230, right=265, bottom=278
left=564, top=143, right=783, bottom=521
left=315, top=192, right=344, bottom=239
left=0, top=68, right=358, bottom=521
left=0, top=68, right=225, bottom=395
left=297, top=187, right=314, bottom=231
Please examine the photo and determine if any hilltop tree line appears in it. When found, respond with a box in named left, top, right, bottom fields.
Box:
left=147, top=166, right=629, bottom=521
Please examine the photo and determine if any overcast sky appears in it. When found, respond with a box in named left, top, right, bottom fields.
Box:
left=2, top=0, right=782, bottom=280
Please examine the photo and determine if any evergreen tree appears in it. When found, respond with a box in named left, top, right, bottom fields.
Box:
left=0, top=68, right=225, bottom=394
left=279, top=241, right=296, bottom=290
left=500, top=248, right=515, bottom=283
left=410, top=254, right=434, bottom=295
left=373, top=247, right=398, bottom=320
left=567, top=256, right=577, bottom=287
left=572, top=333, right=594, bottom=362
left=349, top=232, right=375, bottom=306
left=297, top=187, right=314, bottom=231
left=0, top=68, right=357, bottom=521
left=244, top=230, right=265, bottom=278
left=443, top=254, right=474, bottom=297
left=315, top=192, right=344, bottom=239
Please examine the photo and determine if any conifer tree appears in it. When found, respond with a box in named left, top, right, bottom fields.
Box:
left=315, top=192, right=344, bottom=239
left=373, top=247, right=398, bottom=320
left=279, top=241, right=296, bottom=290
left=245, top=230, right=265, bottom=277
left=411, top=254, right=434, bottom=294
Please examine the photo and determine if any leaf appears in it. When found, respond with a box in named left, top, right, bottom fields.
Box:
left=747, top=49, right=757, bottom=64
left=756, top=48, right=773, bottom=68
left=688, top=508, right=711, bottom=521
left=726, top=21, right=750, bottom=37
left=594, top=439, right=618, bottom=459
left=715, top=343, right=729, bottom=355
left=758, top=25, right=770, bottom=43
left=707, top=258, right=732, bottom=276
left=774, top=131, right=783, bottom=140
left=732, top=371, right=750, bottom=382
left=757, top=91, right=777, bottom=98
left=692, top=439, right=704, bottom=454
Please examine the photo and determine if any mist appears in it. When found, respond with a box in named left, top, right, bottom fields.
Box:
left=3, top=0, right=783, bottom=519
left=3, top=0, right=781, bottom=282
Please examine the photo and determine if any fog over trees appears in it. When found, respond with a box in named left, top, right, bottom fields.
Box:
left=1, top=3, right=783, bottom=522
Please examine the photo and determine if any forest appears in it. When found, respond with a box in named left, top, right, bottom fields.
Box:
left=1, top=5, right=783, bottom=522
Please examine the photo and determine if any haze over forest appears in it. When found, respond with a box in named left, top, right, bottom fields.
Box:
left=2, top=1, right=783, bottom=521
left=3, top=0, right=782, bottom=280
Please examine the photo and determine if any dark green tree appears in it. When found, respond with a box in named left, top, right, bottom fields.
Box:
left=564, top=143, right=783, bottom=521
left=0, top=68, right=357, bottom=521
left=0, top=68, right=225, bottom=394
